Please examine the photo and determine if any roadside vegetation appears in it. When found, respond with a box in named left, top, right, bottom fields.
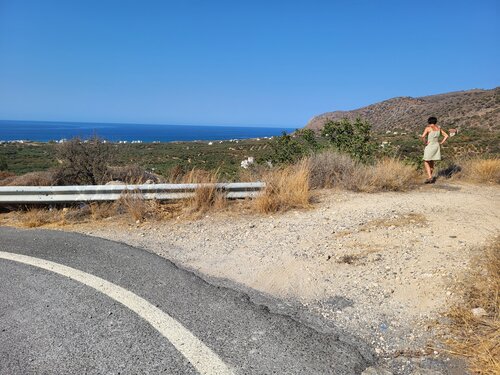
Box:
left=440, top=237, right=500, bottom=375
left=1, top=120, right=499, bottom=374
left=0, top=119, right=499, bottom=224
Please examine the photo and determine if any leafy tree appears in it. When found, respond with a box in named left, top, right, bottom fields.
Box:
left=321, top=118, right=375, bottom=162
left=295, top=128, right=320, bottom=152
left=268, top=132, right=304, bottom=164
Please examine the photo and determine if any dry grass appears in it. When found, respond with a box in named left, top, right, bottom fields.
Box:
left=20, top=208, right=62, bottom=228
left=253, top=160, right=311, bottom=213
left=238, top=164, right=270, bottom=183
left=305, top=153, right=417, bottom=193
left=460, top=158, right=500, bottom=184
left=306, top=151, right=358, bottom=189
left=61, top=206, right=91, bottom=223
left=11, top=198, right=181, bottom=227
left=0, top=171, right=55, bottom=186
left=90, top=202, right=116, bottom=221
left=0, top=171, right=15, bottom=181
left=166, top=165, right=185, bottom=183
left=348, top=158, right=418, bottom=193
left=181, top=168, right=228, bottom=217
left=442, top=237, right=500, bottom=374
left=360, top=213, right=428, bottom=231
left=114, top=193, right=155, bottom=222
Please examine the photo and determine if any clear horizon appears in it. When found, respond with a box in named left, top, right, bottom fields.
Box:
left=0, top=1, right=498, bottom=127
left=0, top=119, right=295, bottom=128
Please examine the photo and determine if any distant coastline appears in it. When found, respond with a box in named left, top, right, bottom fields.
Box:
left=0, top=120, right=295, bottom=143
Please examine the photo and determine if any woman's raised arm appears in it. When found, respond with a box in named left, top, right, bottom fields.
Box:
left=440, top=129, right=449, bottom=145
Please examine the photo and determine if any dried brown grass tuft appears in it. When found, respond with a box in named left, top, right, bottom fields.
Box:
left=253, top=160, right=311, bottom=213
left=61, top=206, right=91, bottom=223
left=20, top=208, right=61, bottom=228
left=304, top=153, right=417, bottom=193
left=90, top=202, right=116, bottom=221
left=166, top=165, right=185, bottom=183
left=443, top=237, right=500, bottom=374
left=182, top=169, right=227, bottom=216
left=348, top=158, right=418, bottom=193
left=460, top=158, right=500, bottom=184
left=306, top=151, right=358, bottom=189
left=0, top=171, right=15, bottom=181
left=115, top=193, right=149, bottom=221
left=0, top=171, right=55, bottom=186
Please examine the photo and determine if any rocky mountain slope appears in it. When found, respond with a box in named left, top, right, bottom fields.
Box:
left=306, top=87, right=499, bottom=132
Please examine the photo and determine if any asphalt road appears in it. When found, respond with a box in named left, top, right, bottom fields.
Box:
left=0, top=227, right=371, bottom=374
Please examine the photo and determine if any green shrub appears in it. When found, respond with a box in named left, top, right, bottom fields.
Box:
left=268, top=132, right=304, bottom=164
left=0, top=156, right=7, bottom=171
left=267, top=129, right=325, bottom=165
left=295, top=128, right=320, bottom=152
left=321, top=118, right=375, bottom=162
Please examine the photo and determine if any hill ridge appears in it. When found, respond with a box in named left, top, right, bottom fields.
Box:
left=305, top=87, right=499, bottom=132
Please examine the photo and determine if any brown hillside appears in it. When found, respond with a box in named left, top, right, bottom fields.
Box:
left=305, top=87, right=499, bottom=132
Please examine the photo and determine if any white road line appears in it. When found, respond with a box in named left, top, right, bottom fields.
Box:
left=0, top=251, right=234, bottom=375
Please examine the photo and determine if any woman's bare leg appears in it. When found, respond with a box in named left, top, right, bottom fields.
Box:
left=424, top=161, right=432, bottom=180
left=429, top=161, right=434, bottom=178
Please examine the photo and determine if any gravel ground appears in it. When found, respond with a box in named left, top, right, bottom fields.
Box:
left=7, top=181, right=499, bottom=374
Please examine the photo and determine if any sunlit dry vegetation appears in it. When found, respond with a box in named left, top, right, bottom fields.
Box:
left=441, top=237, right=500, bottom=375
left=0, top=119, right=499, bottom=223
left=459, top=158, right=500, bottom=184
left=254, top=160, right=311, bottom=214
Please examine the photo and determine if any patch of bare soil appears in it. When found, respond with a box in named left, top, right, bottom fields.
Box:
left=3, top=182, right=499, bottom=374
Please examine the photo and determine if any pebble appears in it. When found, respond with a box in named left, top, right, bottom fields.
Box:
left=471, top=307, right=487, bottom=317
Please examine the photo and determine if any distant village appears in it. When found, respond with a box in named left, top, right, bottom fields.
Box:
left=0, top=136, right=274, bottom=145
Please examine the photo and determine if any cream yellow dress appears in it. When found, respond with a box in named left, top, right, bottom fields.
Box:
left=423, top=130, right=441, bottom=161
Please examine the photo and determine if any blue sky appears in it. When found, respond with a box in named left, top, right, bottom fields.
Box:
left=0, top=0, right=498, bottom=127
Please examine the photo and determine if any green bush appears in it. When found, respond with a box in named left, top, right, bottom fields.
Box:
left=267, top=129, right=324, bottom=165
left=0, top=156, right=7, bottom=171
left=268, top=132, right=305, bottom=164
left=295, top=128, right=320, bottom=152
left=321, top=118, right=375, bottom=162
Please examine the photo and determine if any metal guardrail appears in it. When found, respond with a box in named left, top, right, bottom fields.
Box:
left=0, top=182, right=265, bottom=204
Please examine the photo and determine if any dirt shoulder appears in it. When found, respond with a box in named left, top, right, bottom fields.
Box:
left=5, top=181, right=499, bottom=373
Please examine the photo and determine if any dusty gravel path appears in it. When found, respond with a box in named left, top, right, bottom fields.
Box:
left=15, top=181, right=500, bottom=373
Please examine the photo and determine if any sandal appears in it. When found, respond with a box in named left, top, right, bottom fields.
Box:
left=424, top=179, right=432, bottom=184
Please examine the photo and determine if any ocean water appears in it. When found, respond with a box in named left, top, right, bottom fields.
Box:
left=0, top=120, right=295, bottom=142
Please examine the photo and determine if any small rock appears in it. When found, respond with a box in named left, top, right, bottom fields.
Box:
left=471, top=307, right=487, bottom=317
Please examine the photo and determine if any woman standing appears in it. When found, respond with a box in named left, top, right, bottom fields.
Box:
left=421, top=117, right=448, bottom=183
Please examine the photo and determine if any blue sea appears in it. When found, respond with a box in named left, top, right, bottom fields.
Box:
left=0, top=120, right=295, bottom=143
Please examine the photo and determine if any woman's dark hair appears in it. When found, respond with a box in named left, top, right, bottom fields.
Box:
left=428, top=117, right=438, bottom=124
